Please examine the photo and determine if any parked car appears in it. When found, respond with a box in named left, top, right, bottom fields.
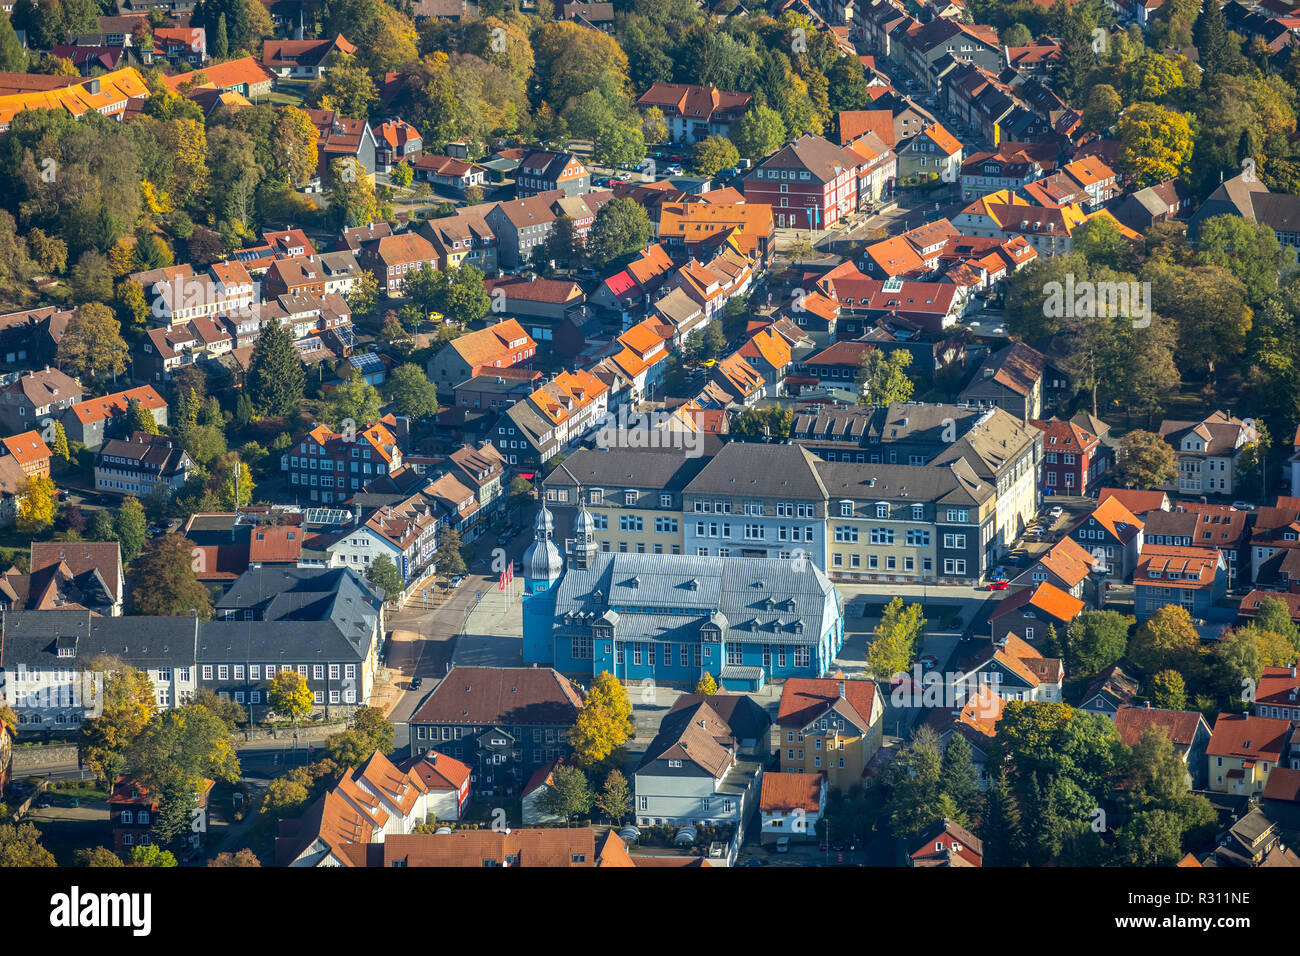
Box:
left=915, top=654, right=939, bottom=672
left=448, top=575, right=465, bottom=589
left=1231, top=501, right=1257, bottom=511
left=1049, top=506, right=1064, bottom=518
left=775, top=837, right=789, bottom=853
left=988, top=580, right=1009, bottom=591
left=665, top=164, right=683, bottom=176
left=410, top=677, right=423, bottom=690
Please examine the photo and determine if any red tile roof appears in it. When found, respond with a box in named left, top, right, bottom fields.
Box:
left=760, top=771, right=825, bottom=812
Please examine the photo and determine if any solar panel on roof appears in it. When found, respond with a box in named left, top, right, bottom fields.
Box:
left=349, top=352, right=385, bottom=373
left=304, top=508, right=352, bottom=526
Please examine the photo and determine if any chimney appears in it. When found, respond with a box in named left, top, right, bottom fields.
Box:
left=839, top=680, right=845, bottom=699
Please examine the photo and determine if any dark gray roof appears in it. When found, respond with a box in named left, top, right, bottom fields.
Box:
left=814, top=458, right=991, bottom=507
left=545, top=441, right=721, bottom=492
left=683, top=443, right=828, bottom=499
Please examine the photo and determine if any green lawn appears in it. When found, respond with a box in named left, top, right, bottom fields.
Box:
left=859, top=602, right=962, bottom=629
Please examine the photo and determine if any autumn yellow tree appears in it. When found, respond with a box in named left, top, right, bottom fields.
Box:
left=695, top=672, right=718, bottom=695
left=1129, top=605, right=1204, bottom=677
left=273, top=106, right=320, bottom=188
left=268, top=669, right=314, bottom=734
left=78, top=656, right=158, bottom=786
left=16, top=474, right=56, bottom=536
left=568, top=671, right=634, bottom=768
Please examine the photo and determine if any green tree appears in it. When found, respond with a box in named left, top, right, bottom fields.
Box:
left=130, top=534, right=213, bottom=618
left=1208, top=627, right=1262, bottom=702
left=1195, top=215, right=1292, bottom=307
left=125, top=398, right=159, bottom=436
left=732, top=103, right=786, bottom=160
left=939, top=732, right=982, bottom=821
left=882, top=726, right=949, bottom=836
left=1066, top=610, right=1131, bottom=675
left=193, top=686, right=245, bottom=732
left=0, top=9, right=27, bottom=72
left=114, top=496, right=148, bottom=564
left=436, top=528, right=466, bottom=577
left=595, top=768, right=632, bottom=824
left=1255, top=597, right=1300, bottom=651
left=855, top=349, right=914, bottom=405
left=347, top=269, right=380, bottom=317
left=538, top=763, right=595, bottom=820
left=88, top=509, right=116, bottom=542
left=128, top=844, right=178, bottom=867
left=1116, top=429, right=1177, bottom=488
left=691, top=135, right=740, bottom=177
left=982, top=768, right=1024, bottom=867
left=57, top=302, right=129, bottom=382
left=1150, top=669, right=1187, bottom=710
left=78, top=656, right=157, bottom=785
left=247, top=319, right=306, bottom=416
left=588, top=198, right=653, bottom=268
left=383, top=363, right=438, bottom=419
left=324, top=377, right=383, bottom=431
left=1116, top=809, right=1183, bottom=865
left=212, top=11, right=228, bottom=58
left=312, top=50, right=379, bottom=118
left=0, top=824, right=56, bottom=866
left=365, top=554, right=404, bottom=602
left=867, top=597, right=925, bottom=680
left=347, top=706, right=395, bottom=754
left=126, top=704, right=239, bottom=795
left=75, top=846, right=124, bottom=867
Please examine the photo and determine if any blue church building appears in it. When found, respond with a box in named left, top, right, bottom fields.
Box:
left=522, top=502, right=846, bottom=689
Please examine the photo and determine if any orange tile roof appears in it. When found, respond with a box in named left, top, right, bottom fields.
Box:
left=163, top=56, right=273, bottom=93
left=1086, top=495, right=1145, bottom=542
left=1097, top=487, right=1168, bottom=515
left=1135, top=545, right=1223, bottom=588
left=1033, top=537, right=1096, bottom=588
left=0, top=67, right=148, bottom=127
left=1, top=431, right=51, bottom=467
left=248, top=525, right=303, bottom=563
left=1113, top=706, right=1206, bottom=750
left=922, top=122, right=962, bottom=155
left=451, top=319, right=536, bottom=369
left=760, top=771, right=825, bottom=812
left=68, top=385, right=166, bottom=425
left=1207, top=713, right=1291, bottom=762
left=738, top=327, right=791, bottom=371
left=617, top=319, right=668, bottom=357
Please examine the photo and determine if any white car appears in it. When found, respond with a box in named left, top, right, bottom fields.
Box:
left=665, top=164, right=683, bottom=176
left=1049, top=506, right=1063, bottom=518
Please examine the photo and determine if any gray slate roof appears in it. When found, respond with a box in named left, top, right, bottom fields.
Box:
left=550, top=552, right=838, bottom=648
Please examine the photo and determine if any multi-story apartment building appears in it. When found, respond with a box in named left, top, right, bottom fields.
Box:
left=283, top=420, right=403, bottom=505
left=775, top=678, right=884, bottom=792
left=1031, top=417, right=1110, bottom=497
left=1159, top=411, right=1258, bottom=497
left=635, top=82, right=752, bottom=145
left=542, top=441, right=723, bottom=556
left=515, top=150, right=589, bottom=198
left=94, top=432, right=194, bottom=498
left=426, top=319, right=536, bottom=393
left=815, top=459, right=995, bottom=583
left=0, top=567, right=385, bottom=730
left=743, top=133, right=861, bottom=231
left=681, top=443, right=830, bottom=565
left=408, top=666, right=584, bottom=797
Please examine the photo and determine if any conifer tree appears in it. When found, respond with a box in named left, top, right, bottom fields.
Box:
left=246, top=320, right=305, bottom=417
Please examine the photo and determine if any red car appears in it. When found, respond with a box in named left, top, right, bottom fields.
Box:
left=988, top=580, right=1010, bottom=591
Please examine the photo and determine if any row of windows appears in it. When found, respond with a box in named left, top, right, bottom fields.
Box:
left=200, top=663, right=356, bottom=680
left=831, top=553, right=935, bottom=573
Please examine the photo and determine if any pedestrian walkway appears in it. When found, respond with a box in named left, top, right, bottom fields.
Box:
left=450, top=577, right=525, bottom=668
